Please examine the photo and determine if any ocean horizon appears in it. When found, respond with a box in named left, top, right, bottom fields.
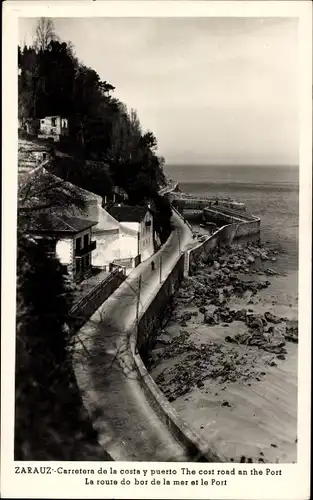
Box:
left=165, top=164, right=299, bottom=187
left=165, top=163, right=299, bottom=272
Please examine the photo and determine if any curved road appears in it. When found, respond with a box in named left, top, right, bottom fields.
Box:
left=73, top=210, right=194, bottom=461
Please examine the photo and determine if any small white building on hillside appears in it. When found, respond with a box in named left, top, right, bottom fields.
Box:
left=38, top=116, right=69, bottom=142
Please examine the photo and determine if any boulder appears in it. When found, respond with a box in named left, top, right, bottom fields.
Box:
left=265, top=268, right=277, bottom=276
left=204, top=310, right=219, bottom=325
left=260, top=252, right=269, bottom=260
left=180, top=312, right=192, bottom=322
left=213, top=261, right=220, bottom=270
left=264, top=311, right=281, bottom=324
left=158, top=333, right=172, bottom=345
left=285, top=321, right=298, bottom=342
left=277, top=354, right=286, bottom=360
left=219, top=308, right=232, bottom=322
left=249, top=318, right=264, bottom=331
left=234, top=308, right=247, bottom=321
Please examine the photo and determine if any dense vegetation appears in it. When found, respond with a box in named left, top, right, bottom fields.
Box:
left=16, top=18, right=173, bottom=459
left=18, top=18, right=171, bottom=240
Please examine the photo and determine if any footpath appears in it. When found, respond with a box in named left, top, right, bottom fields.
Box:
left=73, top=210, right=194, bottom=461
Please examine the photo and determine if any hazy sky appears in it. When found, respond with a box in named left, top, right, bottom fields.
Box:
left=19, top=17, right=298, bottom=166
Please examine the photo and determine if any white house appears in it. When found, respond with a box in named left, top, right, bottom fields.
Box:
left=21, top=164, right=154, bottom=274
left=38, top=116, right=69, bottom=142
left=109, top=205, right=154, bottom=264
left=26, top=212, right=97, bottom=283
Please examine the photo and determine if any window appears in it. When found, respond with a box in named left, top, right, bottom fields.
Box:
left=75, top=237, right=81, bottom=252
left=84, top=234, right=89, bottom=248
left=51, top=117, right=56, bottom=127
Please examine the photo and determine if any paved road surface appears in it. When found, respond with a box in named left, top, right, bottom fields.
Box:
left=73, top=210, right=194, bottom=461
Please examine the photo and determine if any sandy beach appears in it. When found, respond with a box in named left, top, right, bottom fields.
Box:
left=149, top=240, right=298, bottom=464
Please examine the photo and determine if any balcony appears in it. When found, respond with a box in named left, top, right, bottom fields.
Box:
left=75, top=240, right=96, bottom=257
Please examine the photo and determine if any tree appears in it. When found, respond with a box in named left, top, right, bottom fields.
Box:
left=34, top=17, right=58, bottom=52
left=18, top=25, right=170, bottom=241
left=18, top=168, right=87, bottom=221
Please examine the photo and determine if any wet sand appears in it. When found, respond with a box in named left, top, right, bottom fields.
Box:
left=149, top=242, right=298, bottom=463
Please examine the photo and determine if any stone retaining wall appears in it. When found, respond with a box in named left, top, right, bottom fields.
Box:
left=137, top=254, right=185, bottom=352
left=187, top=216, right=261, bottom=271
left=129, top=331, right=224, bottom=462
left=179, top=208, right=204, bottom=222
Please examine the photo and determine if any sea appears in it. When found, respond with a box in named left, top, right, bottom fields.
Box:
left=165, top=164, right=299, bottom=272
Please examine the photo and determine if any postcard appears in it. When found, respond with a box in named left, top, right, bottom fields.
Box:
left=1, top=1, right=311, bottom=498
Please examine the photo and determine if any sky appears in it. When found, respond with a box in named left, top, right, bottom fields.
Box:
left=19, top=17, right=298, bottom=166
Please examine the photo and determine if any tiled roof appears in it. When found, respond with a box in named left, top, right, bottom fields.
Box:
left=26, top=212, right=97, bottom=234
left=46, top=172, right=102, bottom=204
left=109, top=205, right=149, bottom=223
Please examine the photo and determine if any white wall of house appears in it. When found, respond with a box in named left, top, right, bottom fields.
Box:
left=56, top=238, right=73, bottom=265
left=120, top=221, right=140, bottom=233
left=119, top=230, right=139, bottom=260
left=92, top=230, right=120, bottom=267
left=39, top=116, right=69, bottom=138
left=54, top=227, right=94, bottom=281
left=92, top=228, right=139, bottom=268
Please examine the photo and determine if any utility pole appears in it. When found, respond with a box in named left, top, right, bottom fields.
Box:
left=177, top=228, right=181, bottom=255
left=135, top=274, right=142, bottom=330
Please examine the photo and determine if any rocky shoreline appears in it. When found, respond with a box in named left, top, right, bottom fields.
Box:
left=148, top=240, right=298, bottom=463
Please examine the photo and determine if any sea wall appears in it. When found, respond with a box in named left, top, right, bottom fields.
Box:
left=187, top=226, right=228, bottom=271
left=129, top=333, right=223, bottom=462
left=203, top=208, right=244, bottom=225
left=137, top=253, right=185, bottom=353
left=179, top=208, right=204, bottom=222
left=187, top=216, right=260, bottom=271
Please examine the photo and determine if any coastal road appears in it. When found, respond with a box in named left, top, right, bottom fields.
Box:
left=73, top=209, right=195, bottom=461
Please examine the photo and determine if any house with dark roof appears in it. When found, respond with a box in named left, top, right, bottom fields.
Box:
left=26, top=212, right=97, bottom=283
left=109, top=204, right=154, bottom=265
